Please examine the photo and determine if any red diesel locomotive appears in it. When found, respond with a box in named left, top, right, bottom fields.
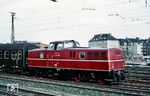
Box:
left=28, top=40, right=125, bottom=83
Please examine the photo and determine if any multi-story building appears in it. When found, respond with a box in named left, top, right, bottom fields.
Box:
left=142, top=38, right=150, bottom=56
left=119, top=38, right=143, bottom=61
left=88, top=33, right=120, bottom=48
left=141, top=38, right=150, bottom=63
left=14, top=41, right=48, bottom=48
left=89, top=33, right=150, bottom=61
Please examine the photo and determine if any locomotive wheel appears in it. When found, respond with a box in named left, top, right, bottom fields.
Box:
left=74, top=76, right=81, bottom=82
left=121, top=72, right=125, bottom=80
left=74, top=73, right=81, bottom=82
left=112, top=70, right=122, bottom=84
left=112, top=70, right=117, bottom=82
left=97, top=79, right=106, bottom=85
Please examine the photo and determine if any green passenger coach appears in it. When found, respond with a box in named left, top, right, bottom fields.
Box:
left=0, top=43, right=39, bottom=70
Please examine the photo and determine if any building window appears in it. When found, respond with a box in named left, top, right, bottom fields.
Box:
left=18, top=51, right=22, bottom=60
left=0, top=51, right=2, bottom=59
left=11, top=51, right=16, bottom=60
left=4, top=51, right=9, bottom=59
left=80, top=52, right=85, bottom=59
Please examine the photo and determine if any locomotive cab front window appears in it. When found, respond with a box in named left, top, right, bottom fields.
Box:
left=56, top=43, right=63, bottom=50
left=48, top=43, right=64, bottom=50
left=48, top=44, right=54, bottom=50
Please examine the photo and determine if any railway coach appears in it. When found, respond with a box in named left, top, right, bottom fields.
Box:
left=28, top=40, right=126, bottom=83
left=0, top=43, right=39, bottom=71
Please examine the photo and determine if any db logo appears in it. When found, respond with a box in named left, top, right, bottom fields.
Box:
left=7, top=83, right=18, bottom=92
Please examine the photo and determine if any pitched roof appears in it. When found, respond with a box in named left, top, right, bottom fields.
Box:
left=89, top=33, right=116, bottom=42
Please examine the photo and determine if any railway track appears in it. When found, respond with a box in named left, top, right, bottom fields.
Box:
left=126, top=65, right=150, bottom=81
left=0, top=65, right=149, bottom=96
left=0, top=86, right=17, bottom=96
left=0, top=73, right=149, bottom=96
left=0, top=84, right=55, bottom=96
left=126, top=66, right=150, bottom=71
left=129, top=70, right=150, bottom=75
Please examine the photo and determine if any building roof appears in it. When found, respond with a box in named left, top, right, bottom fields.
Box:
left=118, top=37, right=144, bottom=45
left=89, top=33, right=116, bottom=42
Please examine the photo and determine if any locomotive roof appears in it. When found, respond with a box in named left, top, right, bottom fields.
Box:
left=50, top=40, right=78, bottom=43
left=0, top=43, right=39, bottom=50
left=64, top=47, right=123, bottom=51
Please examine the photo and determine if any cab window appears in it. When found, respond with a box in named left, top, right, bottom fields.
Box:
left=75, top=42, right=80, bottom=47
left=64, top=42, right=73, bottom=48
left=56, top=43, right=63, bottom=50
left=48, top=43, right=54, bottom=50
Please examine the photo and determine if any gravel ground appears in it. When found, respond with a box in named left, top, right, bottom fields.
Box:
left=0, top=77, right=123, bottom=96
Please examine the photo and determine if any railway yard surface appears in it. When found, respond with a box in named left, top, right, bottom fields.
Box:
left=0, top=65, right=150, bottom=96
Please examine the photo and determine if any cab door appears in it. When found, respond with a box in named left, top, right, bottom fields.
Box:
left=47, top=43, right=64, bottom=67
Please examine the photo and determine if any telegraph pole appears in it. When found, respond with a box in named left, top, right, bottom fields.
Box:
left=10, top=12, right=16, bottom=44
left=145, top=0, right=148, bottom=7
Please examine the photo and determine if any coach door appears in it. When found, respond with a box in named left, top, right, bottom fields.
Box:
left=16, top=50, right=23, bottom=68
left=10, top=51, right=16, bottom=66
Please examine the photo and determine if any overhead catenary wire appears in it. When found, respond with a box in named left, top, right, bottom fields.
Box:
left=0, top=0, right=149, bottom=36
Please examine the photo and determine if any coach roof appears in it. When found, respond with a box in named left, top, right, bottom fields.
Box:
left=0, top=43, right=39, bottom=50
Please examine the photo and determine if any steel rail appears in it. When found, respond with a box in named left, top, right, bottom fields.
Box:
left=0, top=73, right=148, bottom=96
left=0, top=84, right=55, bottom=96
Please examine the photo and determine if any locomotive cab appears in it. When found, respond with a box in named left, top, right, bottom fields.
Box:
left=47, top=40, right=80, bottom=50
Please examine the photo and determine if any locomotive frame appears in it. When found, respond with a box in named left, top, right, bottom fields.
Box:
left=28, top=40, right=126, bottom=83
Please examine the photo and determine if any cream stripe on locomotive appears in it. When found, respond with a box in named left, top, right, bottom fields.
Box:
left=28, top=65, right=125, bottom=71
left=28, top=58, right=124, bottom=62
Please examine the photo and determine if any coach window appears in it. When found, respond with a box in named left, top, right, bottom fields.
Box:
left=80, top=52, right=85, bottom=59
left=18, top=51, right=22, bottom=60
left=0, top=51, right=2, bottom=59
left=4, top=51, right=9, bottom=59
left=11, top=51, right=16, bottom=60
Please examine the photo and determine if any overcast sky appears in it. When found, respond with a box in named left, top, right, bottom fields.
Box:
left=0, top=0, right=150, bottom=46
